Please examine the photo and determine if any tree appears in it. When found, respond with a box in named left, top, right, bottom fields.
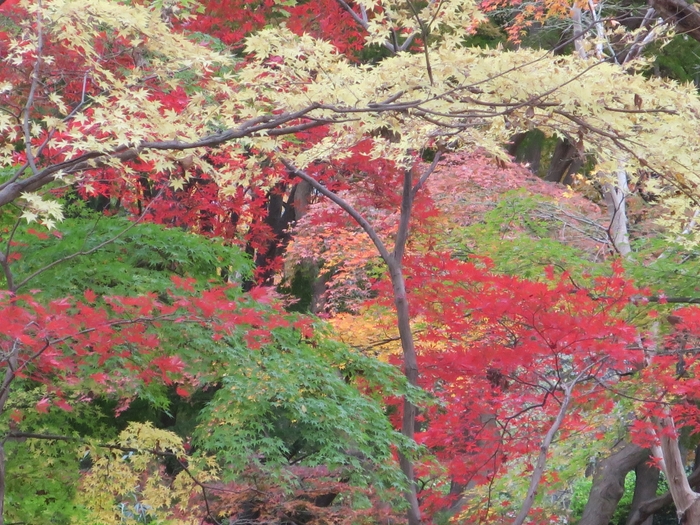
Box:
left=5, top=0, right=700, bottom=522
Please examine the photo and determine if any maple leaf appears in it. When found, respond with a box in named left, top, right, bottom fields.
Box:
left=35, top=398, right=50, bottom=414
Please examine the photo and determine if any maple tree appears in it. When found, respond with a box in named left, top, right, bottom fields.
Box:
left=3, top=0, right=700, bottom=523
left=286, top=141, right=700, bottom=524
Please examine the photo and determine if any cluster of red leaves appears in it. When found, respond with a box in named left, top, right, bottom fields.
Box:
left=377, top=254, right=642, bottom=512
left=288, top=151, right=603, bottom=313
left=177, top=0, right=275, bottom=46
left=289, top=145, right=651, bottom=517
left=629, top=306, right=700, bottom=446
left=429, top=152, right=605, bottom=254
left=80, top=162, right=283, bottom=249
left=0, top=280, right=293, bottom=416
left=177, top=0, right=365, bottom=55
left=430, top=152, right=601, bottom=223
left=287, top=143, right=440, bottom=313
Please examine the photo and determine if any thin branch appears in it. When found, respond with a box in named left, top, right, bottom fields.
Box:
left=281, top=158, right=393, bottom=265
left=404, top=0, right=434, bottom=85
left=334, top=0, right=370, bottom=30
left=512, top=358, right=606, bottom=525
left=603, top=105, right=676, bottom=114
left=3, top=212, right=23, bottom=262
left=21, top=0, right=44, bottom=177
left=0, top=252, right=14, bottom=292
left=648, top=295, right=700, bottom=304
left=0, top=339, right=19, bottom=416
left=394, top=168, right=413, bottom=262
left=411, top=150, right=442, bottom=198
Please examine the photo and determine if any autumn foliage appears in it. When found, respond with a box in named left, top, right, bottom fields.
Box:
left=4, top=0, right=700, bottom=523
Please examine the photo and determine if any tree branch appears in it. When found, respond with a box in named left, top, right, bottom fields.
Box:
left=280, top=158, right=394, bottom=265
left=21, top=0, right=44, bottom=177
left=628, top=465, right=700, bottom=525
left=512, top=359, right=606, bottom=525
left=0, top=252, right=14, bottom=293
left=411, top=150, right=442, bottom=198
left=394, top=168, right=413, bottom=263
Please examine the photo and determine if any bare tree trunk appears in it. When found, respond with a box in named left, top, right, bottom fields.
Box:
left=507, top=130, right=544, bottom=174
left=544, top=139, right=582, bottom=185
left=571, top=7, right=588, bottom=59
left=0, top=442, right=4, bottom=525
left=0, top=340, right=19, bottom=525
left=390, top=264, right=422, bottom=525
left=627, top=463, right=700, bottom=525
left=652, top=416, right=700, bottom=524
left=512, top=384, right=574, bottom=525
left=603, top=165, right=631, bottom=256
left=626, top=458, right=660, bottom=525
left=390, top=167, right=424, bottom=525
left=578, top=443, right=650, bottom=525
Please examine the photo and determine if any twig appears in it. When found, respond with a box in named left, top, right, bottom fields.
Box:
left=281, top=158, right=393, bottom=265
left=411, top=150, right=442, bottom=198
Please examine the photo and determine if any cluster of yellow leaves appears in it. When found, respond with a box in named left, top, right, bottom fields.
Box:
left=242, top=28, right=700, bottom=235
left=78, top=422, right=219, bottom=525
left=6, top=0, right=700, bottom=237
left=19, top=191, right=65, bottom=229
left=4, top=0, right=246, bottom=187
left=329, top=306, right=402, bottom=360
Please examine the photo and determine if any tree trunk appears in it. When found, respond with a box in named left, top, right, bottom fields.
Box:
left=389, top=236, right=422, bottom=525
left=650, top=0, right=700, bottom=42
left=626, top=456, right=660, bottom=525
left=0, top=442, right=4, bottom=525
left=603, top=164, right=631, bottom=256
left=652, top=416, right=700, bottom=524
left=578, top=443, right=650, bottom=525
left=508, top=130, right=544, bottom=175
left=283, top=159, right=446, bottom=525
left=683, top=501, right=700, bottom=524
left=544, top=139, right=582, bottom=185
left=627, top=464, right=700, bottom=525
left=571, top=7, right=588, bottom=59
left=0, top=342, right=18, bottom=525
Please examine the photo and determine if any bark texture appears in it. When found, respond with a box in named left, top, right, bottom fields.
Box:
left=650, top=0, right=700, bottom=42
left=544, top=139, right=582, bottom=185
left=628, top=467, right=700, bottom=525
left=626, top=457, right=660, bottom=525
left=578, top=444, right=650, bottom=525
left=653, top=416, right=700, bottom=525
left=603, top=166, right=631, bottom=257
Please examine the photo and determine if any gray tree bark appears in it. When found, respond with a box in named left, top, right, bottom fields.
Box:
left=627, top=466, right=700, bottom=525
left=578, top=443, right=650, bottom=525
left=652, top=416, right=700, bottom=525
left=626, top=456, right=660, bottom=525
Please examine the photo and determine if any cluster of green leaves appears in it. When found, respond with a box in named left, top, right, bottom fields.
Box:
left=651, top=35, right=700, bottom=85
left=196, top=324, right=412, bottom=489
left=626, top=237, right=700, bottom=297
left=2, top=210, right=248, bottom=298
left=449, top=191, right=601, bottom=280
